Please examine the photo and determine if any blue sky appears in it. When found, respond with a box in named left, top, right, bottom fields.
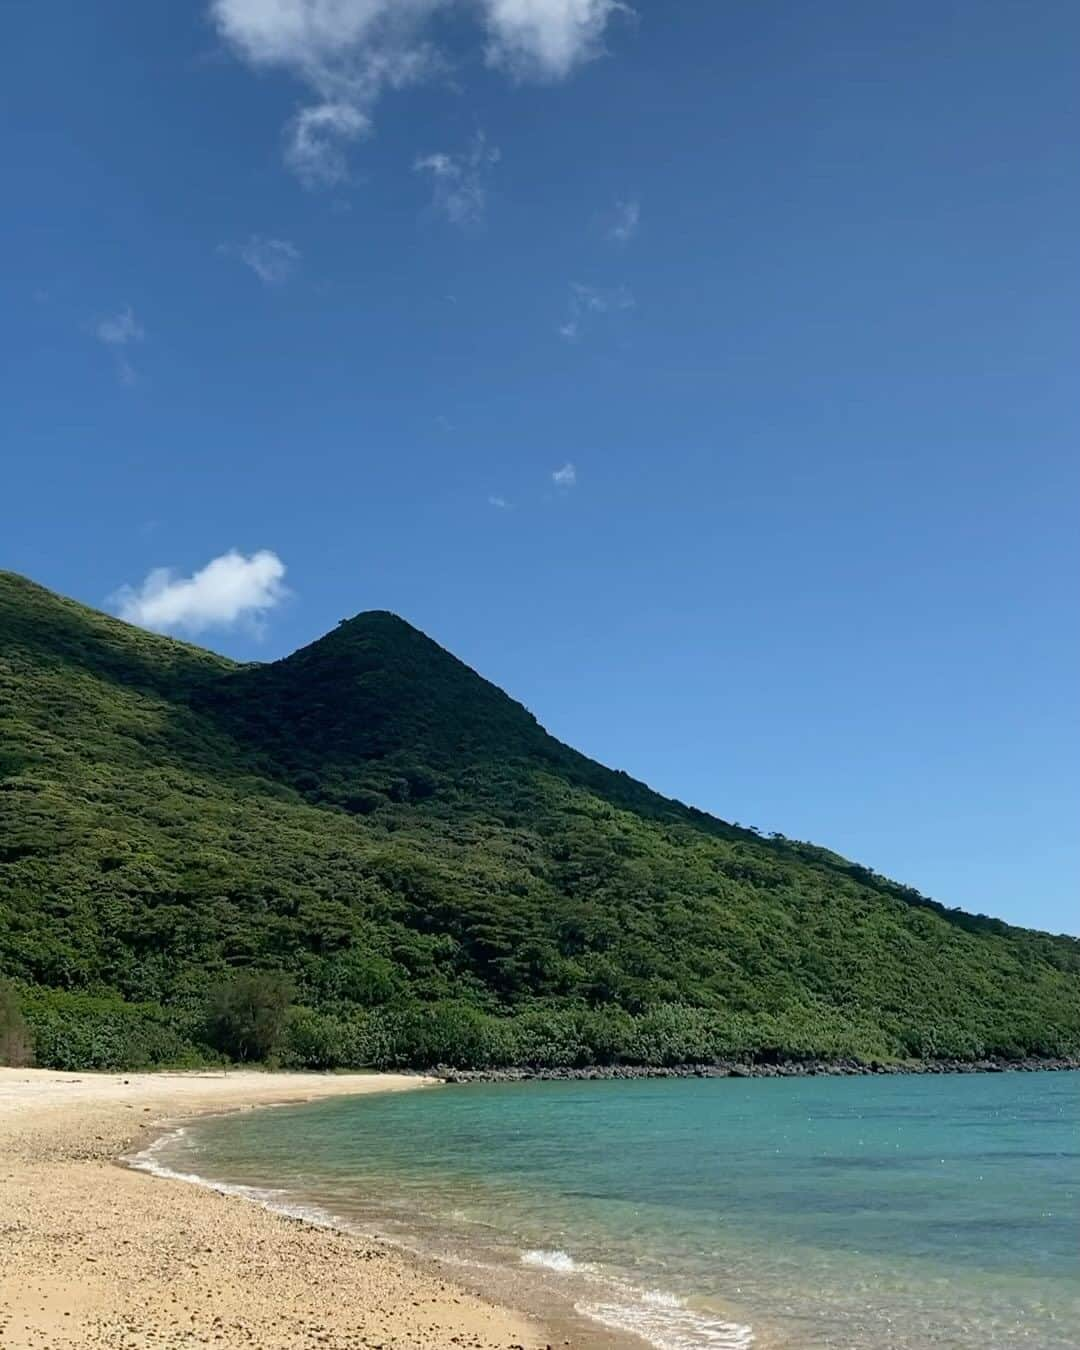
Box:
left=3, top=1, right=1077, bottom=934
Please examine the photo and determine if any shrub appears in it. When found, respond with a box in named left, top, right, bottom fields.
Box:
left=204, top=971, right=294, bottom=1062
left=0, top=981, right=33, bottom=1066
left=280, top=1007, right=362, bottom=1069
left=317, top=950, right=404, bottom=1007
left=362, top=1002, right=517, bottom=1069
left=20, top=989, right=203, bottom=1070
left=512, top=1008, right=593, bottom=1068
left=629, top=1004, right=725, bottom=1065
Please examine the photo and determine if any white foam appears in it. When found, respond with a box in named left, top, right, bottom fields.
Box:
left=519, top=1246, right=753, bottom=1350
left=643, top=1289, right=684, bottom=1308
left=521, top=1248, right=597, bottom=1274
left=579, top=1294, right=754, bottom=1350
left=132, top=1131, right=754, bottom=1350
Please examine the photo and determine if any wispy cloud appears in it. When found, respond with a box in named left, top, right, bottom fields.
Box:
left=210, top=0, right=627, bottom=186
left=552, top=462, right=577, bottom=488
left=220, top=235, right=301, bottom=284
left=415, top=132, right=500, bottom=228
left=94, top=306, right=145, bottom=384
left=608, top=197, right=639, bottom=242
left=96, top=307, right=144, bottom=345
left=209, top=0, right=437, bottom=186
left=483, top=0, right=626, bottom=80
left=558, top=281, right=634, bottom=341
left=112, top=549, right=288, bottom=636
left=286, top=100, right=373, bottom=186
left=488, top=494, right=511, bottom=509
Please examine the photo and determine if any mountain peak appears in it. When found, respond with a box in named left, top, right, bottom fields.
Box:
left=202, top=601, right=548, bottom=778
left=333, top=609, right=418, bottom=633
left=2, top=569, right=1078, bottom=1071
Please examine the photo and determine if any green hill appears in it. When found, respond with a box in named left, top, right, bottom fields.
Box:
left=1, top=569, right=1077, bottom=1071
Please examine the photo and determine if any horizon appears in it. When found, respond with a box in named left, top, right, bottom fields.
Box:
left=3, top=2, right=1077, bottom=936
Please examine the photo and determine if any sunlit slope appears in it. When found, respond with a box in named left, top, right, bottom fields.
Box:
left=2, top=569, right=1077, bottom=1065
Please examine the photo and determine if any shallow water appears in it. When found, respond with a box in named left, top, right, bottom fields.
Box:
left=140, top=1072, right=1079, bottom=1349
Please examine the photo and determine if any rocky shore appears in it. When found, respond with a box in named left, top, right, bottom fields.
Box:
left=435, top=1055, right=1080, bottom=1084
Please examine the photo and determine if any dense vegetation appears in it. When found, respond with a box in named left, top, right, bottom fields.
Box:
left=1, top=569, right=1077, bottom=1071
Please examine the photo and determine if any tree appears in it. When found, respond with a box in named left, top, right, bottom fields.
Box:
left=204, top=972, right=293, bottom=1062
left=0, top=982, right=33, bottom=1066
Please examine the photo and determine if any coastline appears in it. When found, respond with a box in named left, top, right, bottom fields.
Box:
left=4, top=1064, right=1072, bottom=1348
left=432, top=1054, right=1080, bottom=1084
left=0, top=1066, right=626, bottom=1349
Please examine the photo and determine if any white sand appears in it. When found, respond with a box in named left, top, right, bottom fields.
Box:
left=0, top=1067, right=552, bottom=1349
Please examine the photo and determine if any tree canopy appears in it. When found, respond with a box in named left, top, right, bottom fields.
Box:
left=1, top=570, right=1077, bottom=1070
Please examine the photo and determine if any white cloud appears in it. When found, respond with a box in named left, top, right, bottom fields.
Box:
left=221, top=234, right=301, bottom=283
left=482, top=0, right=624, bottom=80
left=415, top=132, right=500, bottom=227
left=552, top=461, right=576, bottom=488
left=608, top=197, right=639, bottom=241
left=286, top=100, right=372, bottom=185
left=96, top=307, right=144, bottom=346
left=209, top=0, right=625, bottom=184
left=112, top=549, right=288, bottom=635
left=210, top=0, right=441, bottom=185
left=94, top=307, right=144, bottom=384
left=558, top=281, right=633, bottom=341
left=488, top=494, right=511, bottom=508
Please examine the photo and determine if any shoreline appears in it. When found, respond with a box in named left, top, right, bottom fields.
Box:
left=432, top=1054, right=1080, bottom=1084
left=0, top=1066, right=632, bottom=1349
left=131, top=1100, right=758, bottom=1350
left=5, top=1063, right=1072, bottom=1348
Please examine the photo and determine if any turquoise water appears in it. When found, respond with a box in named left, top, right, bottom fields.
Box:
left=140, top=1073, right=1079, bottom=1349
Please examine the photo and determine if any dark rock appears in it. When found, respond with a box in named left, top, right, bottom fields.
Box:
left=430, top=1055, right=1079, bottom=1086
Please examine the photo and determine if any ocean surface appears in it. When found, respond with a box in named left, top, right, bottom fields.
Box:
left=136, top=1072, right=1079, bottom=1349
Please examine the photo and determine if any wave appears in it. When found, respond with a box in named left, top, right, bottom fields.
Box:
left=580, top=1293, right=754, bottom=1350
left=131, top=1130, right=754, bottom=1350
left=520, top=1248, right=753, bottom=1350
left=522, top=1247, right=598, bottom=1274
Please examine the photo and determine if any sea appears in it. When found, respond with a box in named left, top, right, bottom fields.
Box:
left=132, top=1071, right=1079, bottom=1349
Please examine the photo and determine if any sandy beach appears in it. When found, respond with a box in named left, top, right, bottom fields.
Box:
left=0, top=1067, right=555, bottom=1349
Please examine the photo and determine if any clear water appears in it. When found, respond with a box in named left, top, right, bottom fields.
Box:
left=138, top=1073, right=1079, bottom=1349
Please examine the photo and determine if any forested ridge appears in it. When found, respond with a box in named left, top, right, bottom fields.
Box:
left=1, top=569, right=1077, bottom=1071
